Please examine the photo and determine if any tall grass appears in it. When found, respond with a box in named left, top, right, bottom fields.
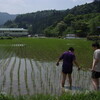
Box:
left=0, top=91, right=100, bottom=100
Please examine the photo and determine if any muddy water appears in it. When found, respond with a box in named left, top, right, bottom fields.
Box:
left=0, top=56, right=94, bottom=95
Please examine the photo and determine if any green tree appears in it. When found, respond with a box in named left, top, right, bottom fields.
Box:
left=63, top=27, right=74, bottom=35
left=72, top=20, right=89, bottom=37
left=89, top=16, right=100, bottom=35
left=64, top=14, right=75, bottom=26
left=56, top=21, right=67, bottom=36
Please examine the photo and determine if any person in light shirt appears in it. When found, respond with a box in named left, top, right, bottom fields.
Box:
left=91, top=42, right=100, bottom=90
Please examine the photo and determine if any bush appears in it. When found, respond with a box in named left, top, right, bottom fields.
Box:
left=87, top=35, right=100, bottom=41
left=6, top=36, right=13, bottom=39
left=0, top=36, right=13, bottom=40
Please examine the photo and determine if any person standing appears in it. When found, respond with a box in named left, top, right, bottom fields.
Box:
left=91, top=42, right=100, bottom=90
left=56, top=47, right=80, bottom=89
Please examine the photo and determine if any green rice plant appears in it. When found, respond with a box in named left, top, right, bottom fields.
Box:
left=34, top=61, right=46, bottom=94
left=0, top=46, right=12, bottom=70
left=0, top=47, right=11, bottom=91
left=1, top=52, right=14, bottom=76
left=29, top=59, right=37, bottom=94
left=0, top=47, right=8, bottom=60
left=38, top=63, right=44, bottom=93
left=0, top=74, right=6, bottom=92
left=10, top=57, right=16, bottom=94
left=24, top=58, right=30, bottom=95
left=0, top=37, right=93, bottom=69
left=45, top=64, right=49, bottom=94
left=17, top=58, right=21, bottom=95
left=21, top=38, right=93, bottom=69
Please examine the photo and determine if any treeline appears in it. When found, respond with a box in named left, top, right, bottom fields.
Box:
left=44, top=13, right=100, bottom=37
left=4, top=0, right=100, bottom=37
left=4, top=10, right=68, bottom=35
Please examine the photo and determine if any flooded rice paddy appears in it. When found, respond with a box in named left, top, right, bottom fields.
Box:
left=0, top=43, right=93, bottom=95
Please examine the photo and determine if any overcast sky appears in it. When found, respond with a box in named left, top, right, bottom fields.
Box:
left=0, top=0, right=93, bottom=14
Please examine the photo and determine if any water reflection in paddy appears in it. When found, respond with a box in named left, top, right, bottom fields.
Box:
left=0, top=57, right=93, bottom=95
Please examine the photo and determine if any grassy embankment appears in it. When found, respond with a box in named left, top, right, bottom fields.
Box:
left=0, top=91, right=100, bottom=100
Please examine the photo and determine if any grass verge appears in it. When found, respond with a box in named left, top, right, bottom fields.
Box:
left=0, top=91, right=100, bottom=100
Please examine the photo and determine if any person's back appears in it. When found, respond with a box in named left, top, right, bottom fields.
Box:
left=60, top=51, right=75, bottom=74
left=93, top=49, right=100, bottom=72
left=56, top=47, right=80, bottom=88
left=91, top=42, right=100, bottom=90
left=62, top=51, right=75, bottom=65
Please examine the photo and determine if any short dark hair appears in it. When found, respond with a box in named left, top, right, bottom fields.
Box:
left=68, top=47, right=74, bottom=52
left=92, top=42, right=100, bottom=48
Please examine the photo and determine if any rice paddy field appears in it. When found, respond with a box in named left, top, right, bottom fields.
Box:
left=0, top=37, right=95, bottom=96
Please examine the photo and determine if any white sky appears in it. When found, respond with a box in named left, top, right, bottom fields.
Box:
left=0, top=0, right=93, bottom=14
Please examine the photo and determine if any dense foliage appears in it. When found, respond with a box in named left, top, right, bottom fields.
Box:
left=4, top=1, right=100, bottom=37
left=4, top=10, right=67, bottom=35
left=45, top=13, right=100, bottom=37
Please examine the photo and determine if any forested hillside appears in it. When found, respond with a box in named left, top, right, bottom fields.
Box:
left=45, top=13, right=100, bottom=37
left=4, top=0, right=100, bottom=37
left=44, top=1, right=100, bottom=37
left=4, top=10, right=68, bottom=34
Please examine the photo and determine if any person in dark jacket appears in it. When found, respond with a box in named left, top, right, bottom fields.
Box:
left=56, top=47, right=80, bottom=89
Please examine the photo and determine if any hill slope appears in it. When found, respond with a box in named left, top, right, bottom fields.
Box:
left=0, top=12, right=17, bottom=25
